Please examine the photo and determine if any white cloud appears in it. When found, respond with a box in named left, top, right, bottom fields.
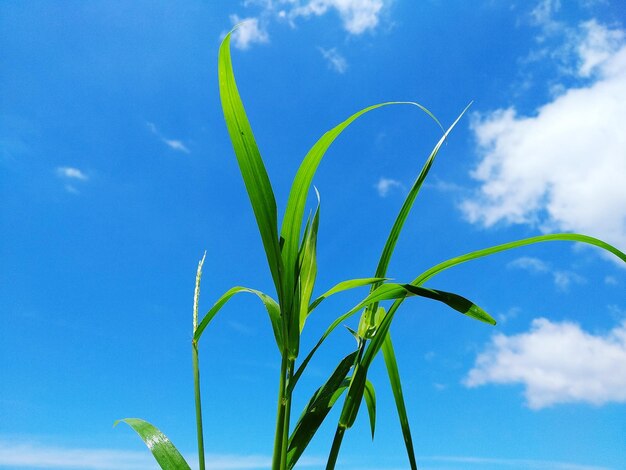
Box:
left=604, top=275, right=618, bottom=285
left=462, top=20, right=626, bottom=257
left=465, top=317, right=626, bottom=409
left=285, top=0, right=386, bottom=35
left=146, top=122, right=190, bottom=153
left=56, top=166, right=88, bottom=181
left=507, top=257, right=586, bottom=291
left=318, top=47, right=348, bottom=73
left=374, top=177, right=402, bottom=197
left=423, top=455, right=610, bottom=470
left=508, top=256, right=550, bottom=273
left=229, top=15, right=269, bottom=50
left=0, top=439, right=324, bottom=469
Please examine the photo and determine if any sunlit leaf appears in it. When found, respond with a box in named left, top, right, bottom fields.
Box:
left=115, top=418, right=191, bottom=470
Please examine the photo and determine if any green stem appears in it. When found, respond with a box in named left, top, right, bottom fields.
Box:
left=326, top=425, right=346, bottom=470
left=192, top=341, right=206, bottom=470
left=272, top=354, right=289, bottom=470
left=279, top=358, right=295, bottom=469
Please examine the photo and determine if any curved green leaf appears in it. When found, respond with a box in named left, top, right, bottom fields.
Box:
left=298, top=189, right=321, bottom=332
left=218, top=31, right=284, bottom=304
left=280, top=102, right=441, bottom=324
left=194, top=286, right=282, bottom=350
left=115, top=418, right=191, bottom=470
left=308, top=277, right=388, bottom=313
left=416, top=233, right=626, bottom=286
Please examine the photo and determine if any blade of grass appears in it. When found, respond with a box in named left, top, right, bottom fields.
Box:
left=416, top=233, right=626, bottom=285
left=363, top=379, right=376, bottom=440
left=194, top=286, right=282, bottom=350
left=297, top=189, right=320, bottom=332
left=308, top=277, right=388, bottom=313
left=218, top=31, right=284, bottom=304
left=381, top=333, right=416, bottom=470
left=115, top=418, right=191, bottom=470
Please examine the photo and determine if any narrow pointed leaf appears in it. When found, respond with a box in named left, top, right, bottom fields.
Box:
left=381, top=334, right=417, bottom=470
left=218, top=31, right=283, bottom=301
left=194, top=286, right=282, bottom=350
left=363, top=380, right=377, bottom=440
left=115, top=418, right=191, bottom=470
left=286, top=351, right=358, bottom=469
left=308, top=277, right=387, bottom=313
left=298, top=190, right=320, bottom=331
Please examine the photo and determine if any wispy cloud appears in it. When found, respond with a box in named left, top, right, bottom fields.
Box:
left=0, top=439, right=324, bottom=469
left=228, top=15, right=269, bottom=50
left=422, top=455, right=611, bottom=470
left=507, top=256, right=586, bottom=291
left=146, top=122, right=190, bottom=153
left=374, top=177, right=403, bottom=197
left=462, top=19, right=626, bottom=259
left=465, top=317, right=626, bottom=409
left=55, top=166, right=89, bottom=193
left=318, top=47, right=348, bottom=73
left=56, top=166, right=88, bottom=181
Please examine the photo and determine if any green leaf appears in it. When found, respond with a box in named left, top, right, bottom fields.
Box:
left=308, top=277, right=388, bottom=313
left=194, top=286, right=282, bottom=350
left=381, top=333, right=417, bottom=470
left=298, top=188, right=321, bottom=331
left=416, top=233, right=626, bottom=286
left=218, top=31, right=284, bottom=304
left=280, top=102, right=440, bottom=328
left=401, top=284, right=496, bottom=325
left=115, top=418, right=191, bottom=470
left=363, top=380, right=376, bottom=440
left=287, top=351, right=358, bottom=469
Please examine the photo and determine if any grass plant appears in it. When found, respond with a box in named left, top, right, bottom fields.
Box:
left=117, top=30, right=626, bottom=470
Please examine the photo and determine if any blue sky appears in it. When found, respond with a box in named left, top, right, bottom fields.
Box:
left=1, top=1, right=626, bottom=469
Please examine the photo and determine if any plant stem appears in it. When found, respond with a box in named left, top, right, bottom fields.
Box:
left=192, top=341, right=206, bottom=470
left=193, top=252, right=206, bottom=470
left=326, top=425, right=346, bottom=470
left=279, top=358, right=295, bottom=469
left=272, top=354, right=289, bottom=470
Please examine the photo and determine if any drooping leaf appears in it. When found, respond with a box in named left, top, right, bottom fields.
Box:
left=115, top=418, right=191, bottom=470
left=381, top=333, right=417, bottom=470
left=363, top=379, right=376, bottom=440
left=401, top=284, right=495, bottom=325
left=194, top=286, right=282, bottom=350
left=218, top=31, right=284, bottom=304
left=286, top=351, right=358, bottom=469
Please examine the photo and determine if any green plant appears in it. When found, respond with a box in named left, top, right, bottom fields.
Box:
left=117, top=30, right=626, bottom=470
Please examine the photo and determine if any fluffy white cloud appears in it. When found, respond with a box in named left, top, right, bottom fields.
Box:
left=285, top=0, right=385, bottom=35
left=465, top=318, right=626, bottom=409
left=462, top=21, right=626, bottom=256
left=229, top=15, right=269, bottom=50
left=318, top=47, right=348, bottom=73
left=374, top=177, right=402, bottom=197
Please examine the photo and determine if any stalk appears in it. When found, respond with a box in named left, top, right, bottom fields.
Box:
left=192, top=341, right=206, bottom=470
left=272, top=354, right=289, bottom=470
left=193, top=252, right=207, bottom=470
left=326, top=425, right=346, bottom=470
